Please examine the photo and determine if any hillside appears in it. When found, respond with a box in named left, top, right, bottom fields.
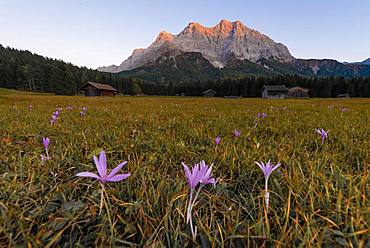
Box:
left=0, top=45, right=137, bottom=95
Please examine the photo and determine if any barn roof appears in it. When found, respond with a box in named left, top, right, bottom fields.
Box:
left=203, top=89, right=216, bottom=94
left=289, top=86, right=310, bottom=92
left=263, top=85, right=289, bottom=91
left=80, top=82, right=118, bottom=92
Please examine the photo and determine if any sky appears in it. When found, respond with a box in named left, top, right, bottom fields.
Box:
left=0, top=0, right=369, bottom=69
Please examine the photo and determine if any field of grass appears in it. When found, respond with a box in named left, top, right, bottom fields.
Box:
left=0, top=91, right=369, bottom=247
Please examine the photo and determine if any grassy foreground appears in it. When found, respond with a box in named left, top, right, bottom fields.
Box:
left=0, top=92, right=369, bottom=247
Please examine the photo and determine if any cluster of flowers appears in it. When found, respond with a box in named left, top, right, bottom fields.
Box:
left=328, top=105, right=349, bottom=112
left=257, top=112, right=267, bottom=118
left=49, top=106, right=88, bottom=124
left=80, top=107, right=87, bottom=117
left=40, top=135, right=288, bottom=241
left=255, top=112, right=267, bottom=127
left=217, top=126, right=328, bottom=147
left=73, top=150, right=282, bottom=241
left=50, top=110, right=60, bottom=125
left=38, top=104, right=330, bottom=241
left=215, top=130, right=242, bottom=145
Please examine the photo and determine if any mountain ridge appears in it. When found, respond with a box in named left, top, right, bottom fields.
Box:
left=98, top=19, right=294, bottom=72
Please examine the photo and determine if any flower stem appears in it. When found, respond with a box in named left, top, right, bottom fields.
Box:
left=192, top=185, right=204, bottom=206
left=186, top=185, right=204, bottom=241
left=265, top=179, right=269, bottom=209
left=99, top=184, right=105, bottom=215
left=186, top=189, right=193, bottom=224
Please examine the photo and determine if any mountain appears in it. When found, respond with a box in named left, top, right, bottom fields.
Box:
left=290, top=59, right=370, bottom=77
left=118, top=51, right=220, bottom=83
left=117, top=53, right=370, bottom=85
left=343, top=58, right=370, bottom=65
left=99, top=20, right=370, bottom=82
left=1, top=43, right=369, bottom=97
left=361, top=58, right=370, bottom=65
left=99, top=20, right=294, bottom=72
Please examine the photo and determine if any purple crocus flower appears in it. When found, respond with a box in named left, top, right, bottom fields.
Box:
left=76, top=151, right=130, bottom=184
left=182, top=160, right=216, bottom=241
left=257, top=113, right=267, bottom=118
left=43, top=137, right=49, bottom=149
left=215, top=136, right=221, bottom=145
left=50, top=114, right=58, bottom=125
left=28, top=104, right=33, bottom=111
left=315, top=128, right=329, bottom=144
left=43, top=137, right=50, bottom=159
left=182, top=161, right=216, bottom=190
left=255, top=160, right=281, bottom=208
left=66, top=106, right=73, bottom=111
left=50, top=110, right=60, bottom=125
left=233, top=130, right=241, bottom=137
left=341, top=107, right=348, bottom=112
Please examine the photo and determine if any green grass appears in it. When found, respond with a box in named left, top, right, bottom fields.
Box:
left=0, top=93, right=369, bottom=247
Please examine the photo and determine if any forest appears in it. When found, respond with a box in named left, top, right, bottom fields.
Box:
left=1, top=45, right=369, bottom=97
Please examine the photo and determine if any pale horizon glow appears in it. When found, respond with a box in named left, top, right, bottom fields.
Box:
left=0, top=0, right=369, bottom=69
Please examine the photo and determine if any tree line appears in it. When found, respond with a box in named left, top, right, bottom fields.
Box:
left=1, top=45, right=369, bottom=97
left=151, top=75, right=370, bottom=97
left=0, top=45, right=139, bottom=95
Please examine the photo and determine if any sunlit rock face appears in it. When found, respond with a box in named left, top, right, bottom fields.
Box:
left=98, top=20, right=294, bottom=73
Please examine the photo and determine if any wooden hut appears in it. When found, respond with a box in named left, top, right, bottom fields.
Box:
left=203, top=89, right=216, bottom=97
left=79, top=82, right=118, bottom=97
left=288, top=86, right=310, bottom=98
left=261, top=85, right=289, bottom=99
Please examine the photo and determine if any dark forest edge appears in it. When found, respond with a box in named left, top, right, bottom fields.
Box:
left=1, top=45, right=369, bottom=97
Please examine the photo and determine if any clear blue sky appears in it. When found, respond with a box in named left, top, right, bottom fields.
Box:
left=0, top=0, right=369, bottom=69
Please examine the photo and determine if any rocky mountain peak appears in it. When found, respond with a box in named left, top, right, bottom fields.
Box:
left=98, top=19, right=294, bottom=72
left=213, top=19, right=248, bottom=35
left=217, top=19, right=233, bottom=30
left=155, top=31, right=174, bottom=42
left=181, top=22, right=209, bottom=35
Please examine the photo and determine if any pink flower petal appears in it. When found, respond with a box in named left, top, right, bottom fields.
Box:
left=182, top=162, right=191, bottom=184
left=107, top=173, right=131, bottom=182
left=93, top=155, right=104, bottom=178
left=99, top=151, right=107, bottom=178
left=107, top=161, right=127, bottom=178
left=76, top=172, right=101, bottom=180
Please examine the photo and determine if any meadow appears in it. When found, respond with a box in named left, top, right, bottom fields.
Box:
left=0, top=90, right=369, bottom=247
